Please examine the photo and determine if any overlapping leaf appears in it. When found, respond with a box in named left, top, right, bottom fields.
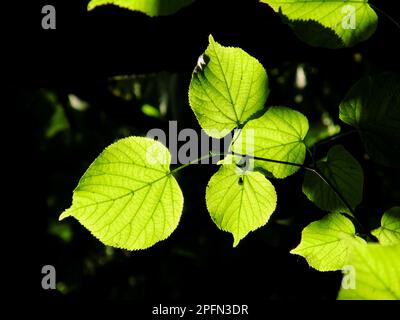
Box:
left=231, top=106, right=309, bottom=178
left=261, top=0, right=378, bottom=48
left=88, top=0, right=194, bottom=16
left=60, top=137, right=184, bottom=250
left=339, top=73, right=400, bottom=167
left=189, top=35, right=269, bottom=138
left=303, top=145, right=363, bottom=214
left=206, top=163, right=277, bottom=246
left=291, top=213, right=365, bottom=271
left=337, top=244, right=400, bottom=300
left=372, top=207, right=400, bottom=245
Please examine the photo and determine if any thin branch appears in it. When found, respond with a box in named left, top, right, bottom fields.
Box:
left=230, top=152, right=367, bottom=234
left=232, top=152, right=307, bottom=168
left=169, top=151, right=368, bottom=235
left=313, top=130, right=357, bottom=149
left=170, top=152, right=215, bottom=175
left=370, top=3, right=400, bottom=32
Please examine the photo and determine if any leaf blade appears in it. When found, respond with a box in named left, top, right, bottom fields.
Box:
left=291, top=213, right=366, bottom=271
left=261, top=0, right=377, bottom=48
left=232, top=106, right=309, bottom=178
left=189, top=35, right=269, bottom=138
left=302, top=145, right=363, bottom=214
left=339, top=73, right=400, bottom=167
left=60, top=137, right=184, bottom=250
left=206, top=164, right=277, bottom=246
left=372, top=207, right=400, bottom=245
left=337, top=244, right=400, bottom=300
left=88, top=0, right=194, bottom=16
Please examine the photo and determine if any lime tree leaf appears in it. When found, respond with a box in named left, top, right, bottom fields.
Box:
left=339, top=73, right=400, bottom=168
left=206, top=164, right=277, bottom=246
left=302, top=145, right=363, bottom=214
left=260, top=0, right=377, bottom=48
left=231, top=106, right=309, bottom=178
left=88, top=0, right=194, bottom=16
left=337, top=244, right=400, bottom=300
left=372, top=207, right=400, bottom=245
left=291, top=213, right=366, bottom=271
left=189, top=35, right=269, bottom=139
left=59, top=137, right=184, bottom=250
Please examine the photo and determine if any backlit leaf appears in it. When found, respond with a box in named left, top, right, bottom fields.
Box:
left=231, top=106, right=309, bottom=178
left=337, top=244, right=400, bottom=300
left=88, top=0, right=194, bottom=16
left=60, top=137, right=184, bottom=250
left=189, top=35, right=269, bottom=138
left=261, top=0, right=378, bottom=48
left=291, top=213, right=366, bottom=271
left=206, top=163, right=277, bottom=246
left=372, top=207, right=400, bottom=245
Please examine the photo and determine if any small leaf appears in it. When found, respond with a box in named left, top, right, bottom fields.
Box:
left=261, top=0, right=377, bottom=48
left=302, top=145, right=363, bottom=214
left=339, top=73, right=400, bottom=168
left=291, top=213, right=366, bottom=271
left=231, top=106, right=309, bottom=178
left=141, top=104, right=161, bottom=118
left=189, top=35, right=269, bottom=138
left=60, top=137, right=184, bottom=250
left=88, top=0, right=194, bottom=16
left=337, top=244, right=400, bottom=300
left=372, top=207, right=400, bottom=245
left=206, top=164, right=277, bottom=246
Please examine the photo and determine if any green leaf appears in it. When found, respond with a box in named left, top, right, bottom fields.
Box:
left=291, top=213, right=366, bottom=271
left=59, top=137, right=184, bottom=250
left=141, top=104, right=162, bottom=118
left=337, top=244, right=400, bottom=300
left=88, top=0, right=194, bottom=16
left=302, top=145, right=363, bottom=214
left=206, top=163, right=277, bottom=246
left=339, top=73, right=400, bottom=168
left=261, top=0, right=378, bottom=48
left=231, top=106, right=309, bottom=178
left=189, top=35, right=269, bottom=138
left=372, top=207, right=400, bottom=245
left=304, top=112, right=341, bottom=147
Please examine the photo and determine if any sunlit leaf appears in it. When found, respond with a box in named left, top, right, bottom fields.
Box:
left=206, top=163, right=277, bottom=246
left=337, top=244, right=400, bottom=300
left=291, top=213, right=366, bottom=271
left=189, top=35, right=269, bottom=138
left=372, top=207, right=400, bottom=245
left=261, top=0, right=378, bottom=48
left=231, top=106, right=309, bottom=178
left=60, top=137, right=184, bottom=250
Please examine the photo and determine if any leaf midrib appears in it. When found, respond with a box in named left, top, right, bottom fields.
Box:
left=210, top=39, right=240, bottom=124
left=65, top=171, right=172, bottom=214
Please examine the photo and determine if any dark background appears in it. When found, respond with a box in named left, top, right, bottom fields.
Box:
left=4, top=0, right=400, bottom=307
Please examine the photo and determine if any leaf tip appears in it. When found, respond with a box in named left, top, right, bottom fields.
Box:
left=232, top=232, right=245, bottom=247
left=289, top=247, right=300, bottom=255
left=87, top=1, right=96, bottom=11
left=208, top=34, right=215, bottom=45
left=59, top=209, right=71, bottom=221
